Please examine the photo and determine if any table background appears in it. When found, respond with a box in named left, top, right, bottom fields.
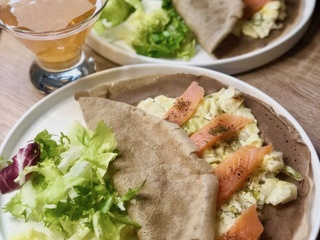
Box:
left=1, top=2, right=320, bottom=156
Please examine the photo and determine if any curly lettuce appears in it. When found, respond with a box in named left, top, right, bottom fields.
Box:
left=94, top=0, right=196, bottom=61
left=3, top=121, right=142, bottom=240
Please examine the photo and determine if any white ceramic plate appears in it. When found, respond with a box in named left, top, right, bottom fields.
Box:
left=86, top=0, right=316, bottom=74
left=0, top=64, right=319, bottom=239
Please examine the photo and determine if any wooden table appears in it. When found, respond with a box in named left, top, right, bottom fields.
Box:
left=1, top=3, right=320, bottom=158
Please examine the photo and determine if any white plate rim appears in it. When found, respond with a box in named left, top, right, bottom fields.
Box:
left=0, top=64, right=319, bottom=239
left=86, top=0, right=316, bottom=74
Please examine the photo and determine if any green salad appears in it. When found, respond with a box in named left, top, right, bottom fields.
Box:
left=2, top=121, right=142, bottom=240
left=94, top=0, right=196, bottom=60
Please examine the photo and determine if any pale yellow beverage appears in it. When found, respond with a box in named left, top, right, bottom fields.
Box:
left=0, top=0, right=102, bottom=70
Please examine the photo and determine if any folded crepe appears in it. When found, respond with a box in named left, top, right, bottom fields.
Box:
left=75, top=73, right=311, bottom=240
left=172, top=0, right=244, bottom=53
left=78, top=96, right=219, bottom=240
left=172, top=0, right=302, bottom=58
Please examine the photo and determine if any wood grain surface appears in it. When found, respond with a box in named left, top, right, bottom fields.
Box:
left=0, top=2, right=320, bottom=158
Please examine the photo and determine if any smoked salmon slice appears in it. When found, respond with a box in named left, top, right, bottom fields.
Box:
left=163, top=81, right=205, bottom=126
left=243, top=0, right=270, bottom=19
left=215, top=144, right=273, bottom=207
left=189, top=114, right=252, bottom=156
left=219, top=204, right=264, bottom=240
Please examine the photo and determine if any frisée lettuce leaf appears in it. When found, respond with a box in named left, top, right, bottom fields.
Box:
left=3, top=121, right=142, bottom=240
left=96, top=0, right=143, bottom=30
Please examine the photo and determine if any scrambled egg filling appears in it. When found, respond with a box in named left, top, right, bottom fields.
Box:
left=137, top=86, right=298, bottom=236
left=234, top=0, right=287, bottom=39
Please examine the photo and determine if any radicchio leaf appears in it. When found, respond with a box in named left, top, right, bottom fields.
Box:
left=0, top=142, right=41, bottom=194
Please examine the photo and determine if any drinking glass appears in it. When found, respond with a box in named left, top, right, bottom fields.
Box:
left=0, top=0, right=108, bottom=94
